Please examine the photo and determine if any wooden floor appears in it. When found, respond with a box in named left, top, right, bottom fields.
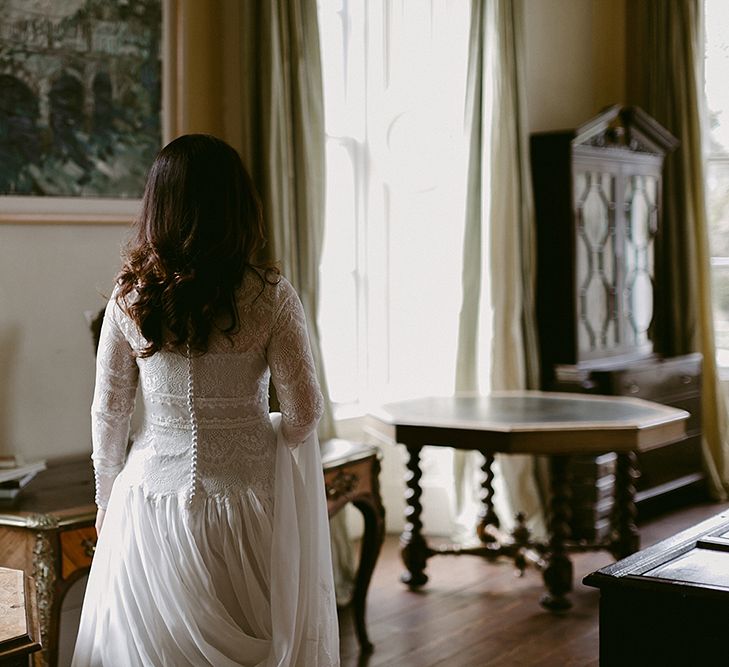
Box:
left=338, top=501, right=729, bottom=667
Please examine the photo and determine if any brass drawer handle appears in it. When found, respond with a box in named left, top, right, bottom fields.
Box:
left=326, top=471, right=358, bottom=500
left=626, top=382, right=640, bottom=394
left=680, top=375, right=693, bottom=385
left=81, top=538, right=97, bottom=557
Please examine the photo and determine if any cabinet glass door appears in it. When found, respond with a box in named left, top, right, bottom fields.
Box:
left=624, top=174, right=658, bottom=348
left=575, top=170, right=619, bottom=356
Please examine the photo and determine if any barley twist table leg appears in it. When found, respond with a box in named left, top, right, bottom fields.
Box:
left=612, top=451, right=640, bottom=559
left=477, top=451, right=500, bottom=543
left=400, top=445, right=429, bottom=588
left=541, top=455, right=573, bottom=611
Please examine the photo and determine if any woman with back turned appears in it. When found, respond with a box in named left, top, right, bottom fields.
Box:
left=72, top=134, right=339, bottom=666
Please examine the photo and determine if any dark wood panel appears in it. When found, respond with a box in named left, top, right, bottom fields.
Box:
left=584, top=509, right=729, bottom=666
left=635, top=434, right=704, bottom=494
left=531, top=131, right=579, bottom=386
left=663, top=395, right=700, bottom=435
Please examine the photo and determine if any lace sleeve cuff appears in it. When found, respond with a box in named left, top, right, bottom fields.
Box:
left=93, top=463, right=123, bottom=509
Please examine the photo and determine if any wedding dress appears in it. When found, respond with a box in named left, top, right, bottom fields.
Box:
left=72, top=271, right=339, bottom=667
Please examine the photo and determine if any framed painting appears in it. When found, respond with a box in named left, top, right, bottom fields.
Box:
left=0, top=0, right=175, bottom=224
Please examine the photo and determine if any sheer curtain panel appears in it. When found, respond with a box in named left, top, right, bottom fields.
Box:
left=455, top=0, right=546, bottom=537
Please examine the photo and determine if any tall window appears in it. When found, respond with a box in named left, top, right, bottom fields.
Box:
left=317, top=0, right=472, bottom=412
left=705, top=0, right=729, bottom=368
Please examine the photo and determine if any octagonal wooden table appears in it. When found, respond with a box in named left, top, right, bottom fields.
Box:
left=369, top=391, right=689, bottom=610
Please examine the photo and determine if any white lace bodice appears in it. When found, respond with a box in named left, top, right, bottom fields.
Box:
left=91, top=271, right=324, bottom=509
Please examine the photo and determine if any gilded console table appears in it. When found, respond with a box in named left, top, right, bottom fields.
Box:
left=370, top=391, right=688, bottom=611
left=0, top=459, right=96, bottom=667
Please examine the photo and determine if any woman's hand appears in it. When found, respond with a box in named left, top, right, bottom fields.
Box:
left=95, top=508, right=106, bottom=536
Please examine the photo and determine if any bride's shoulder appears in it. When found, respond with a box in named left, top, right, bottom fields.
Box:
left=239, top=267, right=298, bottom=313
left=242, top=266, right=295, bottom=296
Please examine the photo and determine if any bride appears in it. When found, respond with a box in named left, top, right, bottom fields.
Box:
left=72, top=134, right=339, bottom=666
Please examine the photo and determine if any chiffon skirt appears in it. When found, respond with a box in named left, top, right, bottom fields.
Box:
left=72, top=416, right=339, bottom=667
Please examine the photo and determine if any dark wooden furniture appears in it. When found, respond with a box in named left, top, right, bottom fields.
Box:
left=321, top=439, right=385, bottom=653
left=556, top=353, right=704, bottom=526
left=531, top=105, right=678, bottom=379
left=584, top=509, right=729, bottom=666
left=0, top=568, right=42, bottom=666
left=369, top=392, right=688, bottom=611
left=531, top=106, right=705, bottom=528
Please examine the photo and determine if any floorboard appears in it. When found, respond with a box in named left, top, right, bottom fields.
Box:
left=338, top=500, right=729, bottom=667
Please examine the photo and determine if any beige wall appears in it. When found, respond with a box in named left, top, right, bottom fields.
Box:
left=524, top=0, right=626, bottom=132
left=0, top=225, right=129, bottom=460
left=0, top=0, right=626, bottom=463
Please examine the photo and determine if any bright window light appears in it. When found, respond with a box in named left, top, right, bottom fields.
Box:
left=705, top=0, right=729, bottom=369
left=317, top=0, right=471, bottom=411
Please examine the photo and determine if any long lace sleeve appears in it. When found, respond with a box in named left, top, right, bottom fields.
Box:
left=91, top=297, right=139, bottom=509
left=267, top=284, right=324, bottom=447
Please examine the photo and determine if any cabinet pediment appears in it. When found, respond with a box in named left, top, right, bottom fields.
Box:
left=573, top=105, right=679, bottom=156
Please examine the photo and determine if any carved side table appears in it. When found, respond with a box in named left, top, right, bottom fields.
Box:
left=322, top=439, right=386, bottom=653
left=0, top=459, right=96, bottom=667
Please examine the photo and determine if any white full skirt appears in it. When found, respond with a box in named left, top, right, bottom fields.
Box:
left=72, top=415, right=339, bottom=667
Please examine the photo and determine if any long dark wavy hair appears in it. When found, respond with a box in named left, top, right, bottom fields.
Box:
left=116, top=134, right=274, bottom=357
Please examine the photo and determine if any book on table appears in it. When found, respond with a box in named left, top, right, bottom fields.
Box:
left=0, top=459, right=47, bottom=498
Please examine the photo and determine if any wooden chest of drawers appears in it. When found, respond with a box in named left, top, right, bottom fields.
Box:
left=554, top=353, right=705, bottom=536
left=589, top=353, right=703, bottom=505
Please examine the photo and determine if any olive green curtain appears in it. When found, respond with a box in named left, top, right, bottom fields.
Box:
left=233, top=0, right=335, bottom=442
left=230, top=0, right=355, bottom=601
left=454, top=0, right=545, bottom=537
left=626, top=0, right=729, bottom=498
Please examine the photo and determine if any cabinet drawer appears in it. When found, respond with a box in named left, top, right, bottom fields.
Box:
left=568, top=452, right=617, bottom=477
left=60, top=526, right=96, bottom=580
left=587, top=354, right=702, bottom=400
left=571, top=496, right=614, bottom=524
left=635, top=435, right=703, bottom=493
left=611, top=366, right=700, bottom=400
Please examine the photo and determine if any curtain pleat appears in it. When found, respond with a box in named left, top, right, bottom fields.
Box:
left=232, top=0, right=354, bottom=601
left=236, top=0, right=334, bottom=440
left=456, top=0, right=488, bottom=394
left=626, top=0, right=729, bottom=498
left=454, top=0, right=546, bottom=538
